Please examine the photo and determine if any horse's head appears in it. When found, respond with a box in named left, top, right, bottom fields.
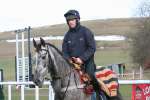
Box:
left=33, top=38, right=51, bottom=87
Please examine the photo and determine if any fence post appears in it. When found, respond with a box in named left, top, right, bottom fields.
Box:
left=140, top=66, right=143, bottom=79
left=28, top=26, right=32, bottom=82
left=35, top=86, right=39, bottom=100
left=8, top=85, right=11, bottom=100
left=22, top=32, right=25, bottom=82
left=132, top=70, right=135, bottom=79
left=16, top=32, right=19, bottom=82
left=21, top=85, right=25, bottom=100
left=49, top=85, right=51, bottom=100
left=49, top=84, right=54, bottom=100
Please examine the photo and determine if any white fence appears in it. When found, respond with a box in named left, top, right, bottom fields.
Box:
left=1, top=80, right=150, bottom=100
left=0, top=81, right=54, bottom=100
left=119, top=80, right=150, bottom=84
left=117, top=72, right=141, bottom=80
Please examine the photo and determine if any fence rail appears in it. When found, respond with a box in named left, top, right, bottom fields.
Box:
left=117, top=71, right=150, bottom=80
left=1, top=80, right=150, bottom=100
left=0, top=81, right=54, bottom=100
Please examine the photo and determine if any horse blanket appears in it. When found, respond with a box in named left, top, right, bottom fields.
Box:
left=72, top=62, right=119, bottom=97
left=95, top=66, right=119, bottom=97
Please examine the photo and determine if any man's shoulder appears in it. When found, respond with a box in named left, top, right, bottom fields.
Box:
left=80, top=25, right=93, bottom=35
left=63, top=32, right=70, bottom=40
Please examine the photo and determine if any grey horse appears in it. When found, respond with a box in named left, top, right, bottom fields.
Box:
left=33, top=38, right=123, bottom=100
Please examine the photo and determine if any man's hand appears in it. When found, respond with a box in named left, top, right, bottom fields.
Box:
left=68, top=58, right=73, bottom=63
left=76, top=58, right=83, bottom=64
left=71, top=57, right=83, bottom=64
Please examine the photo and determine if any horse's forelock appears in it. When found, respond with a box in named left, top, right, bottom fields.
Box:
left=34, top=43, right=42, bottom=52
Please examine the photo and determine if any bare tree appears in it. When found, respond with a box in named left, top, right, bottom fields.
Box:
left=138, top=0, right=150, bottom=17
left=130, top=0, right=150, bottom=68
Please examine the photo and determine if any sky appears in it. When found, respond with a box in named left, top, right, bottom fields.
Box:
left=0, top=0, right=142, bottom=32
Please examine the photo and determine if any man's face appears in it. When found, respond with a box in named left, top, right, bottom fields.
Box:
left=68, top=19, right=77, bottom=28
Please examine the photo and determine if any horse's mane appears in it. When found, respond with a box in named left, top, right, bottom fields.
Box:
left=45, top=43, right=72, bottom=66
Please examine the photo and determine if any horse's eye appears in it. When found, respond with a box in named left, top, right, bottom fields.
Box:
left=42, top=56, right=46, bottom=59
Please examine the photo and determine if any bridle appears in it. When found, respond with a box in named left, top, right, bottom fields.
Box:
left=38, top=45, right=74, bottom=100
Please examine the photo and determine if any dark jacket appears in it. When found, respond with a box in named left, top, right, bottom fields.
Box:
left=62, top=24, right=96, bottom=75
left=62, top=25, right=96, bottom=62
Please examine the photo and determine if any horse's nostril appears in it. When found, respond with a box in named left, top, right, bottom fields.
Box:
left=42, top=56, right=46, bottom=59
left=34, top=79, right=41, bottom=86
left=37, top=79, right=40, bottom=83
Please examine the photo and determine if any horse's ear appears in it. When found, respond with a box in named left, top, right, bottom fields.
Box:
left=40, top=37, right=45, bottom=47
left=33, top=38, right=37, bottom=48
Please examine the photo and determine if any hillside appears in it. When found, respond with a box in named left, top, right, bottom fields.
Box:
left=0, top=17, right=144, bottom=41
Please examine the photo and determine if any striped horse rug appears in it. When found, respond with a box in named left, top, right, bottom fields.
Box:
left=95, top=66, right=119, bottom=97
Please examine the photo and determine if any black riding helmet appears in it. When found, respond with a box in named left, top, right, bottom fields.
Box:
left=64, top=10, right=80, bottom=20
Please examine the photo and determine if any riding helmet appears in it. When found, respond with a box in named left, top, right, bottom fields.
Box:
left=64, top=10, right=80, bottom=20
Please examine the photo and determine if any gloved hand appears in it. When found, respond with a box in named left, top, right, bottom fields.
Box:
left=71, top=57, right=83, bottom=65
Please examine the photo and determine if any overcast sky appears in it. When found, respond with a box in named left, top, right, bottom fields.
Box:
left=0, top=0, right=142, bottom=32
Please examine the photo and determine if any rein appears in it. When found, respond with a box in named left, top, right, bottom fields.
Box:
left=41, top=46, right=73, bottom=79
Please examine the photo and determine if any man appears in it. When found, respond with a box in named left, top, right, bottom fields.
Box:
left=62, top=9, right=96, bottom=77
left=62, top=10, right=106, bottom=99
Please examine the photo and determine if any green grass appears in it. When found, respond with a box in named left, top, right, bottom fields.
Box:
left=119, top=85, right=132, bottom=100
left=0, top=58, right=15, bottom=81
left=96, top=41, right=129, bottom=48
left=95, top=49, right=130, bottom=66
left=0, top=87, right=49, bottom=100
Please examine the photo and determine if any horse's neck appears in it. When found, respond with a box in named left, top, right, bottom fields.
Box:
left=48, top=45, right=71, bottom=76
left=48, top=45, right=86, bottom=100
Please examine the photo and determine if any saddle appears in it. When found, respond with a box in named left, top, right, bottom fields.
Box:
left=70, top=62, right=93, bottom=94
left=71, top=62, right=119, bottom=97
left=71, top=61, right=91, bottom=83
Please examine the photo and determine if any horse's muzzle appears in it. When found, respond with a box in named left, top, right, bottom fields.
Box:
left=33, top=78, right=43, bottom=88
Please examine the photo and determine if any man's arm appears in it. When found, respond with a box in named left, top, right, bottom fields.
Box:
left=79, top=29, right=96, bottom=62
left=62, top=34, right=70, bottom=60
